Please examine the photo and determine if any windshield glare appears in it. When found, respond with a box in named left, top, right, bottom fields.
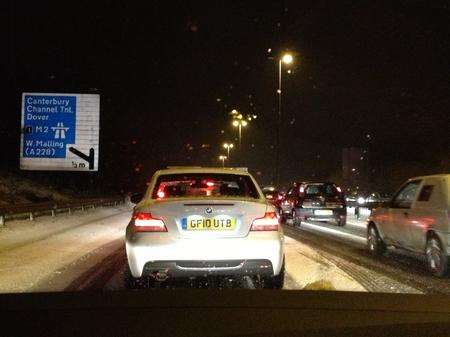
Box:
left=2, top=1, right=450, bottom=308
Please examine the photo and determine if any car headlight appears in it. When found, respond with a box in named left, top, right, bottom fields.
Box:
left=357, top=197, right=366, bottom=205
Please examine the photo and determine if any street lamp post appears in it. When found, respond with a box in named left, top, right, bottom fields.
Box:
left=275, top=53, right=293, bottom=185
left=223, top=143, right=234, bottom=158
left=232, top=119, right=248, bottom=148
left=218, top=155, right=227, bottom=168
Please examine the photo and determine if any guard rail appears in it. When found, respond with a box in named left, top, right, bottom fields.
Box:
left=0, top=197, right=124, bottom=226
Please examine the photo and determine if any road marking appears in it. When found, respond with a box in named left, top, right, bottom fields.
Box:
left=300, top=221, right=367, bottom=244
left=347, top=220, right=367, bottom=229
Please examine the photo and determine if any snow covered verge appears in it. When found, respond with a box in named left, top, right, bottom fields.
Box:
left=284, top=236, right=366, bottom=292
left=0, top=171, right=71, bottom=205
left=0, top=204, right=132, bottom=293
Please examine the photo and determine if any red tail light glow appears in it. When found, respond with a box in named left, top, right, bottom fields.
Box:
left=132, top=212, right=167, bottom=232
left=157, top=190, right=165, bottom=199
left=206, top=181, right=215, bottom=187
left=250, top=212, right=279, bottom=231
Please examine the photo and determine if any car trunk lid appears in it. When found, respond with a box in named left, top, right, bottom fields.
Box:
left=147, top=199, right=267, bottom=238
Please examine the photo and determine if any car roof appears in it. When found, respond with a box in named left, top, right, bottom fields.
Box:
left=292, top=181, right=336, bottom=185
left=408, top=173, right=450, bottom=181
left=155, top=167, right=251, bottom=176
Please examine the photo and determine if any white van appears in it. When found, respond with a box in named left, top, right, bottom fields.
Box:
left=367, top=174, right=450, bottom=276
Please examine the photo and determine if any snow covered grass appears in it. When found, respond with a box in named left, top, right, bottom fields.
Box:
left=0, top=205, right=132, bottom=293
left=0, top=171, right=71, bottom=205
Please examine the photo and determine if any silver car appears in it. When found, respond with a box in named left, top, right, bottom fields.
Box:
left=367, top=174, right=450, bottom=277
left=125, top=167, right=285, bottom=288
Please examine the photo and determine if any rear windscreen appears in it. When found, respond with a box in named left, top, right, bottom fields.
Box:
left=305, top=184, right=339, bottom=197
left=152, top=173, right=260, bottom=199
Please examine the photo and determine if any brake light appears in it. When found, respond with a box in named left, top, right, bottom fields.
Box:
left=250, top=212, right=279, bottom=231
left=277, top=195, right=283, bottom=200
left=206, top=181, right=215, bottom=187
left=157, top=190, right=165, bottom=199
left=299, top=186, right=305, bottom=193
left=132, top=212, right=167, bottom=232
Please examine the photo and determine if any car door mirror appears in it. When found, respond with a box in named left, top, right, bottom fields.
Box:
left=130, top=192, right=144, bottom=204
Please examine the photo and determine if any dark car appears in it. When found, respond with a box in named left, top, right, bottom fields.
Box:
left=282, top=182, right=347, bottom=226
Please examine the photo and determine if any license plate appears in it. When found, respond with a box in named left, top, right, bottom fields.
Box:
left=182, top=216, right=237, bottom=231
left=314, top=209, right=333, bottom=216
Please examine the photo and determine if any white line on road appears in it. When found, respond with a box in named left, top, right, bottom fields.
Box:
left=347, top=220, right=368, bottom=229
left=300, top=221, right=367, bottom=244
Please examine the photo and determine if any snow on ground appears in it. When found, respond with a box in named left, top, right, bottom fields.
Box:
left=283, top=236, right=366, bottom=292
left=347, top=218, right=368, bottom=229
left=0, top=205, right=132, bottom=293
left=0, top=172, right=71, bottom=205
left=0, top=205, right=370, bottom=293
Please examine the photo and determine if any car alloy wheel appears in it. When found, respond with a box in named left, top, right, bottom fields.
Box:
left=367, top=225, right=386, bottom=256
left=292, top=210, right=301, bottom=227
left=426, top=237, right=448, bottom=277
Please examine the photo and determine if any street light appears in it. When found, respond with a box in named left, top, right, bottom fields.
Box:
left=223, top=143, right=234, bottom=158
left=275, top=52, right=294, bottom=185
left=232, top=119, right=247, bottom=148
left=218, top=155, right=227, bottom=168
left=282, top=53, right=293, bottom=64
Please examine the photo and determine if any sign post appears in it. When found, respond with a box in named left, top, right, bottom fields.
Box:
left=20, top=93, right=100, bottom=171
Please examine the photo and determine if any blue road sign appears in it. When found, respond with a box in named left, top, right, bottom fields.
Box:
left=22, top=95, right=76, bottom=158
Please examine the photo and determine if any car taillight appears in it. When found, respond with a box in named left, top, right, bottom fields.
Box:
left=250, top=212, right=279, bottom=231
left=132, top=212, right=167, bottom=232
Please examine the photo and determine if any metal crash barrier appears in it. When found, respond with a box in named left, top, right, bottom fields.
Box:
left=0, top=197, right=124, bottom=226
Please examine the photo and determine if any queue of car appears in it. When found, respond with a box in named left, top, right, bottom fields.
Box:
left=125, top=168, right=450, bottom=289
left=262, top=174, right=450, bottom=278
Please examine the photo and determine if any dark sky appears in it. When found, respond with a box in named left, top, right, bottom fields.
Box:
left=1, top=1, right=449, bottom=189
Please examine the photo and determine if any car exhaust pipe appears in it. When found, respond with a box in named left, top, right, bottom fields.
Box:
left=152, top=270, right=168, bottom=282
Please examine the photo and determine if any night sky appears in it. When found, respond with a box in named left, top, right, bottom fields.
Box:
left=1, top=1, right=449, bottom=191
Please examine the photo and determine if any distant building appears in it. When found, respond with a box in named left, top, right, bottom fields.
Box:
left=342, top=147, right=369, bottom=193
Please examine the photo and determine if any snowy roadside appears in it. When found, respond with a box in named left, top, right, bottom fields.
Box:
left=284, top=236, right=366, bottom=292
left=0, top=205, right=132, bottom=293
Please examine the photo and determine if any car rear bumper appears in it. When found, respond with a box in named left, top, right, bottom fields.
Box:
left=296, top=208, right=346, bottom=221
left=141, top=259, right=274, bottom=278
left=126, top=231, right=284, bottom=278
left=280, top=205, right=292, bottom=215
left=435, top=230, right=450, bottom=255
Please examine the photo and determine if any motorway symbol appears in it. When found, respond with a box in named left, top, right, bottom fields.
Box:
left=51, top=122, right=70, bottom=139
